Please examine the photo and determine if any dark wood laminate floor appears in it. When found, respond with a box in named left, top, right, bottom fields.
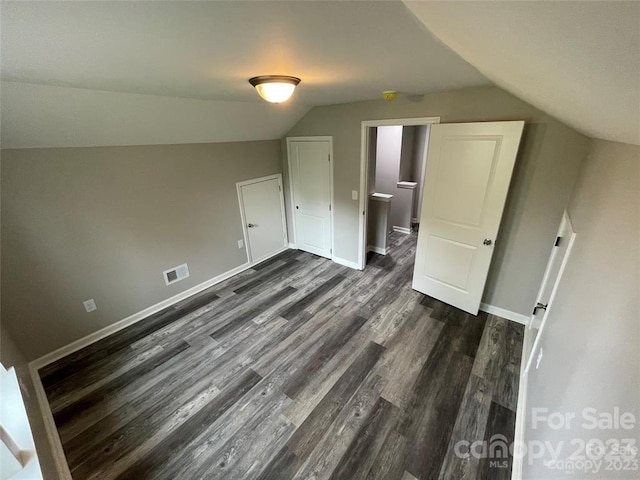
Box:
left=40, top=233, right=524, bottom=480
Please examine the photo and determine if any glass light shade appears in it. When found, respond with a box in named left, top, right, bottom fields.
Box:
left=249, top=76, right=301, bottom=103
left=255, top=82, right=296, bottom=103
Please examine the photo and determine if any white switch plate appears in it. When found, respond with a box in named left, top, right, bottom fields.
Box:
left=237, top=239, right=244, bottom=249
left=352, top=190, right=358, bottom=200
left=83, top=299, right=97, bottom=313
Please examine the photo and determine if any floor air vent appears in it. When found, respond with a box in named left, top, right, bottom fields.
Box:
left=163, top=263, right=189, bottom=286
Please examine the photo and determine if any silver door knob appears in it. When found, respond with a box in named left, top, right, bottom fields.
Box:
left=483, top=238, right=493, bottom=246
left=247, top=223, right=256, bottom=228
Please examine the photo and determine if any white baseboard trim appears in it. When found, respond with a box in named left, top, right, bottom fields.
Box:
left=480, top=303, right=530, bottom=326
left=332, top=256, right=361, bottom=270
left=367, top=245, right=389, bottom=255
left=30, top=262, right=251, bottom=370
left=511, top=326, right=533, bottom=480
left=392, top=226, right=411, bottom=235
left=27, top=246, right=300, bottom=480
left=248, top=246, right=290, bottom=267
left=31, top=245, right=298, bottom=370
left=288, top=242, right=297, bottom=249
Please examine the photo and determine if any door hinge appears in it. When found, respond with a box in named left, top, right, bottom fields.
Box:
left=328, top=154, right=331, bottom=162
left=329, top=204, right=332, bottom=211
left=554, top=236, right=562, bottom=247
left=330, top=248, right=332, bottom=254
left=532, top=302, right=548, bottom=315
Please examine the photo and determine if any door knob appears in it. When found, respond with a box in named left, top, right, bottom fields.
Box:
left=483, top=238, right=493, bottom=246
left=247, top=223, right=256, bottom=228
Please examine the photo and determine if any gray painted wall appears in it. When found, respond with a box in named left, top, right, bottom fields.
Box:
left=522, top=140, right=640, bottom=479
left=2, top=140, right=282, bottom=360
left=374, top=126, right=414, bottom=231
left=284, top=86, right=589, bottom=316
left=411, top=126, right=429, bottom=222
left=399, top=126, right=416, bottom=182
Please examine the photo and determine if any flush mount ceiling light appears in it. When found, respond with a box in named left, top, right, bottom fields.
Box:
left=249, top=75, right=301, bottom=103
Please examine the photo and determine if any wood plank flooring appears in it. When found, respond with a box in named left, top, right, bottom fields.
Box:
left=40, top=233, right=524, bottom=480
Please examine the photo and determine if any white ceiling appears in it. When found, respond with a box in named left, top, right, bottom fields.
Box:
left=404, top=1, right=640, bottom=145
left=1, top=1, right=487, bottom=105
left=3, top=1, right=637, bottom=148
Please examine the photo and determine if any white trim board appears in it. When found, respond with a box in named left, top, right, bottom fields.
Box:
left=479, top=303, right=530, bottom=325
left=332, top=256, right=361, bottom=270
left=524, top=210, right=576, bottom=374
left=31, top=262, right=244, bottom=370
left=27, top=245, right=290, bottom=480
left=367, top=245, right=389, bottom=255
left=511, top=325, right=533, bottom=480
left=392, top=226, right=411, bottom=235
left=29, top=364, right=72, bottom=480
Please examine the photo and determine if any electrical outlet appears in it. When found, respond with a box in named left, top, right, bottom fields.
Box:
left=83, top=299, right=97, bottom=313
left=536, top=347, right=544, bottom=369
left=352, top=190, right=358, bottom=200
left=237, top=239, right=244, bottom=249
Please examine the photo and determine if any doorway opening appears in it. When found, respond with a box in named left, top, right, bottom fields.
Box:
left=359, top=117, right=440, bottom=268
left=360, top=119, right=525, bottom=316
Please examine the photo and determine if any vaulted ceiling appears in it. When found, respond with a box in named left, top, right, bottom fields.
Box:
left=404, top=1, right=640, bottom=145
left=2, top=1, right=490, bottom=104
left=1, top=1, right=638, bottom=148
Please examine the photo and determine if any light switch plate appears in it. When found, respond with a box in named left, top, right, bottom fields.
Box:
left=237, top=239, right=244, bottom=249
left=352, top=190, right=358, bottom=200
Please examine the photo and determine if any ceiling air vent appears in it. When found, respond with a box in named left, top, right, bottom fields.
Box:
left=163, top=263, right=190, bottom=286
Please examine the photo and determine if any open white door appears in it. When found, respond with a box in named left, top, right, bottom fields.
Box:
left=412, top=121, right=524, bottom=314
left=287, top=137, right=333, bottom=259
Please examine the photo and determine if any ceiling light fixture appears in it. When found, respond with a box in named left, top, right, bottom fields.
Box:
left=249, top=75, right=301, bottom=103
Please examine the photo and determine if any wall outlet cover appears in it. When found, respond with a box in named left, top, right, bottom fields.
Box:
left=83, top=299, right=97, bottom=312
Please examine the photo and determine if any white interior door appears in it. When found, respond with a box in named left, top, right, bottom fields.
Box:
left=412, top=121, right=524, bottom=314
left=238, top=175, right=287, bottom=264
left=287, top=138, right=333, bottom=259
left=524, top=210, right=576, bottom=372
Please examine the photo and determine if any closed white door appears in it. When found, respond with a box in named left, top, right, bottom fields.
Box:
left=412, top=121, right=524, bottom=314
left=238, top=175, right=287, bottom=263
left=287, top=138, right=333, bottom=258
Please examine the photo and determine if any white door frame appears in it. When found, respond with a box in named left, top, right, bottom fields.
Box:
left=512, top=210, right=576, bottom=480
left=358, top=117, right=441, bottom=269
left=286, top=136, right=335, bottom=259
left=236, top=173, right=288, bottom=264
left=524, top=210, right=576, bottom=373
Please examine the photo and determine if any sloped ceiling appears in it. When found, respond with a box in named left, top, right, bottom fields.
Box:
left=1, top=1, right=489, bottom=148
left=6, top=1, right=635, bottom=148
left=404, top=1, right=640, bottom=146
